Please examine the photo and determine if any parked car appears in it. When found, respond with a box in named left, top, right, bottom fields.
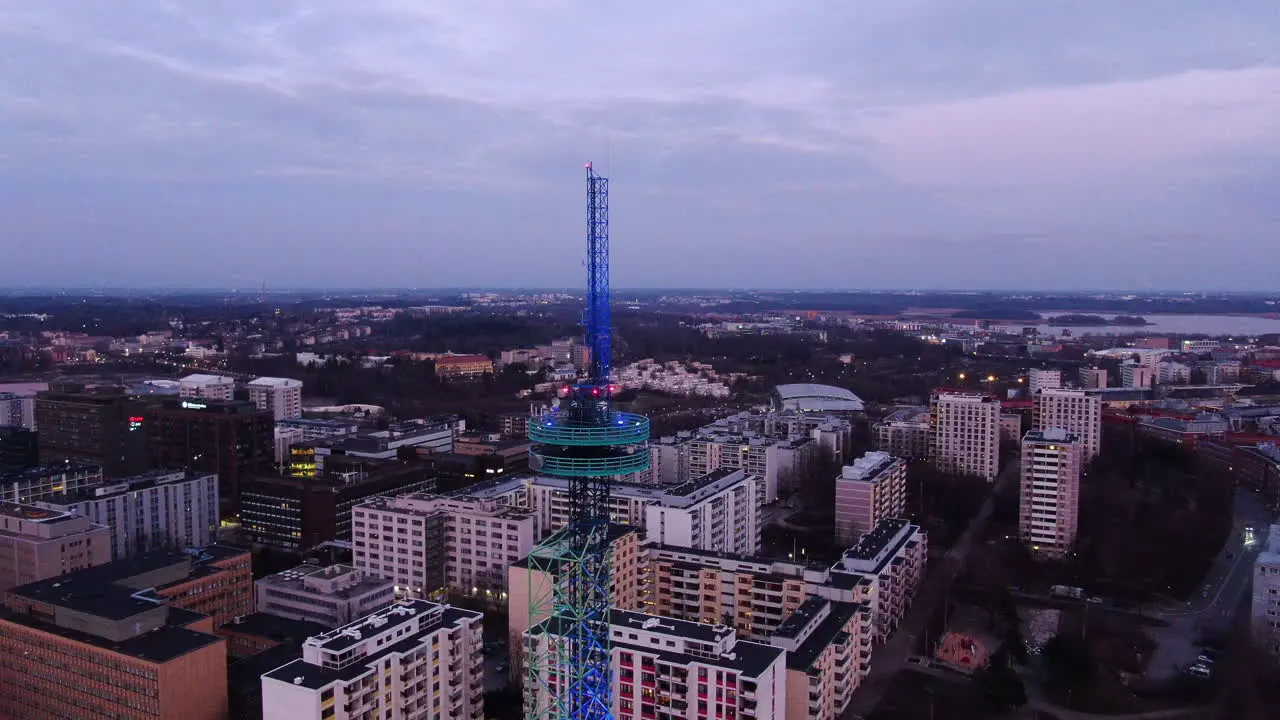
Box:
left=1188, top=664, right=1211, bottom=679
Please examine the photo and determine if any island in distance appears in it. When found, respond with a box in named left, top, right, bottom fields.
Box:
left=1046, top=313, right=1151, bottom=326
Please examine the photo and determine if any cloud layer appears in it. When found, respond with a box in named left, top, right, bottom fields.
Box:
left=1, top=1, right=1277, bottom=289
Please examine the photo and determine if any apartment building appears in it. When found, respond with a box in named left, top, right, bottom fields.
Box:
left=929, top=391, right=1000, bottom=481
left=178, top=373, right=236, bottom=401
left=434, top=353, right=495, bottom=379
left=1019, top=429, right=1084, bottom=559
left=0, top=463, right=102, bottom=504
left=353, top=492, right=539, bottom=600
left=507, top=524, right=650, bottom=677
left=873, top=407, right=931, bottom=460
left=1027, top=369, right=1062, bottom=395
left=247, top=376, right=304, bottom=420
left=834, top=452, right=906, bottom=546
left=649, top=545, right=809, bottom=641
left=523, top=609, right=787, bottom=720
left=832, top=519, right=927, bottom=642
left=1078, top=366, right=1108, bottom=389
left=35, top=470, right=219, bottom=560
left=1000, top=412, right=1024, bottom=441
left=261, top=599, right=485, bottom=720
left=1251, top=524, right=1280, bottom=657
left=769, top=597, right=872, bottom=720
left=1032, top=388, right=1102, bottom=460
left=645, top=468, right=761, bottom=555
left=256, top=563, right=397, bottom=627
left=307, top=418, right=456, bottom=466
left=0, top=502, right=110, bottom=592
left=0, top=546, right=253, bottom=719
left=650, top=434, right=694, bottom=485
left=1121, top=362, right=1155, bottom=388
left=0, top=392, right=35, bottom=429
left=687, top=432, right=814, bottom=504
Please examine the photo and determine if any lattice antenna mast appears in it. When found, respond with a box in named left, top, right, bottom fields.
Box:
left=585, top=163, right=611, bottom=383
left=524, top=164, right=650, bottom=720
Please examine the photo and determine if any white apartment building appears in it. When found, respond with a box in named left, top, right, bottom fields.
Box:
left=644, top=468, right=761, bottom=555
left=688, top=433, right=814, bottom=503
left=248, top=376, right=304, bottom=420
left=524, top=609, right=787, bottom=720
left=769, top=597, right=872, bottom=720
left=1182, top=339, right=1223, bottom=354
left=1032, top=388, right=1102, bottom=460
left=874, top=412, right=931, bottom=460
left=929, top=391, right=1000, bottom=481
left=1078, top=366, right=1108, bottom=389
left=1027, top=369, right=1062, bottom=396
left=178, top=373, right=235, bottom=401
left=1121, top=362, right=1155, bottom=388
left=353, top=493, right=539, bottom=600
left=274, top=426, right=305, bottom=465
left=1251, top=524, right=1280, bottom=657
left=262, top=599, right=484, bottom=720
left=0, top=392, right=36, bottom=429
left=1156, top=361, right=1192, bottom=385
left=1019, top=429, right=1083, bottom=559
left=833, top=519, right=927, bottom=642
left=256, top=563, right=397, bottom=627
left=650, top=435, right=693, bottom=486
left=834, top=452, right=906, bottom=546
left=34, top=470, right=218, bottom=559
left=471, top=472, right=763, bottom=553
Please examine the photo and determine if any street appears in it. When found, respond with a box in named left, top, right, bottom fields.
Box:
left=842, top=458, right=1020, bottom=718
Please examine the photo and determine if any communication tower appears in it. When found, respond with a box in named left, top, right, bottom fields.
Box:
left=524, top=164, right=649, bottom=720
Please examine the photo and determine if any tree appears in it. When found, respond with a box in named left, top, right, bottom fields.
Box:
left=973, top=662, right=1027, bottom=714
left=1041, top=633, right=1096, bottom=698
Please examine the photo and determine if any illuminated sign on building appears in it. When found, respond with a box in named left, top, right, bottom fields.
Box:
left=181, top=401, right=207, bottom=410
left=128, top=416, right=145, bottom=432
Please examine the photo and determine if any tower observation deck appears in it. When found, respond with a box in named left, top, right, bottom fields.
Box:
left=524, top=164, right=649, bottom=720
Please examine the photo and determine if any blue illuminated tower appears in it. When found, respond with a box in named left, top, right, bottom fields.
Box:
left=523, top=164, right=649, bottom=720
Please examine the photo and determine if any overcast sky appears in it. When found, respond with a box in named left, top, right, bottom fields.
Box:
left=2, top=1, right=1277, bottom=291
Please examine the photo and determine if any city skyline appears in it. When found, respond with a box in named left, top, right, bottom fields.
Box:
left=2, top=1, right=1277, bottom=290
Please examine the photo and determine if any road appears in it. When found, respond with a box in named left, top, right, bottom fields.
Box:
left=1144, top=490, right=1272, bottom=680
left=842, top=459, right=1020, bottom=718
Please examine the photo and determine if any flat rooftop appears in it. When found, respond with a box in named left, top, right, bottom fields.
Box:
left=258, top=564, right=393, bottom=600
left=0, top=502, right=77, bottom=524
left=0, top=609, right=223, bottom=664
left=842, top=518, right=915, bottom=564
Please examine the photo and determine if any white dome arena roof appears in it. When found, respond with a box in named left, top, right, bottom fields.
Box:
left=774, top=383, right=865, bottom=412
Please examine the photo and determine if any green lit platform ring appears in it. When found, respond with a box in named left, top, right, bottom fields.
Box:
left=529, top=450, right=651, bottom=477
left=527, top=412, right=650, bottom=447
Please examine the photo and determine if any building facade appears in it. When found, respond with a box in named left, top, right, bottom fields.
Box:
left=261, top=599, right=485, bottom=720
left=36, top=470, right=219, bottom=560
left=0, top=503, right=111, bottom=593
left=524, top=609, right=788, bottom=720
left=33, top=383, right=153, bottom=477
left=1032, top=388, right=1102, bottom=460
left=353, top=492, right=539, bottom=600
left=1019, top=429, right=1084, bottom=559
left=929, top=391, right=1000, bottom=481
left=247, top=376, right=304, bottom=421
left=1027, top=369, right=1062, bottom=395
left=149, top=398, right=274, bottom=518
left=179, top=374, right=236, bottom=401
left=1078, top=366, right=1108, bottom=389
left=434, top=354, right=495, bottom=379
left=256, top=563, right=396, bottom=627
left=1251, top=524, right=1280, bottom=657
left=643, top=469, right=761, bottom=555
left=834, top=452, right=907, bottom=546
left=0, top=464, right=102, bottom=504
